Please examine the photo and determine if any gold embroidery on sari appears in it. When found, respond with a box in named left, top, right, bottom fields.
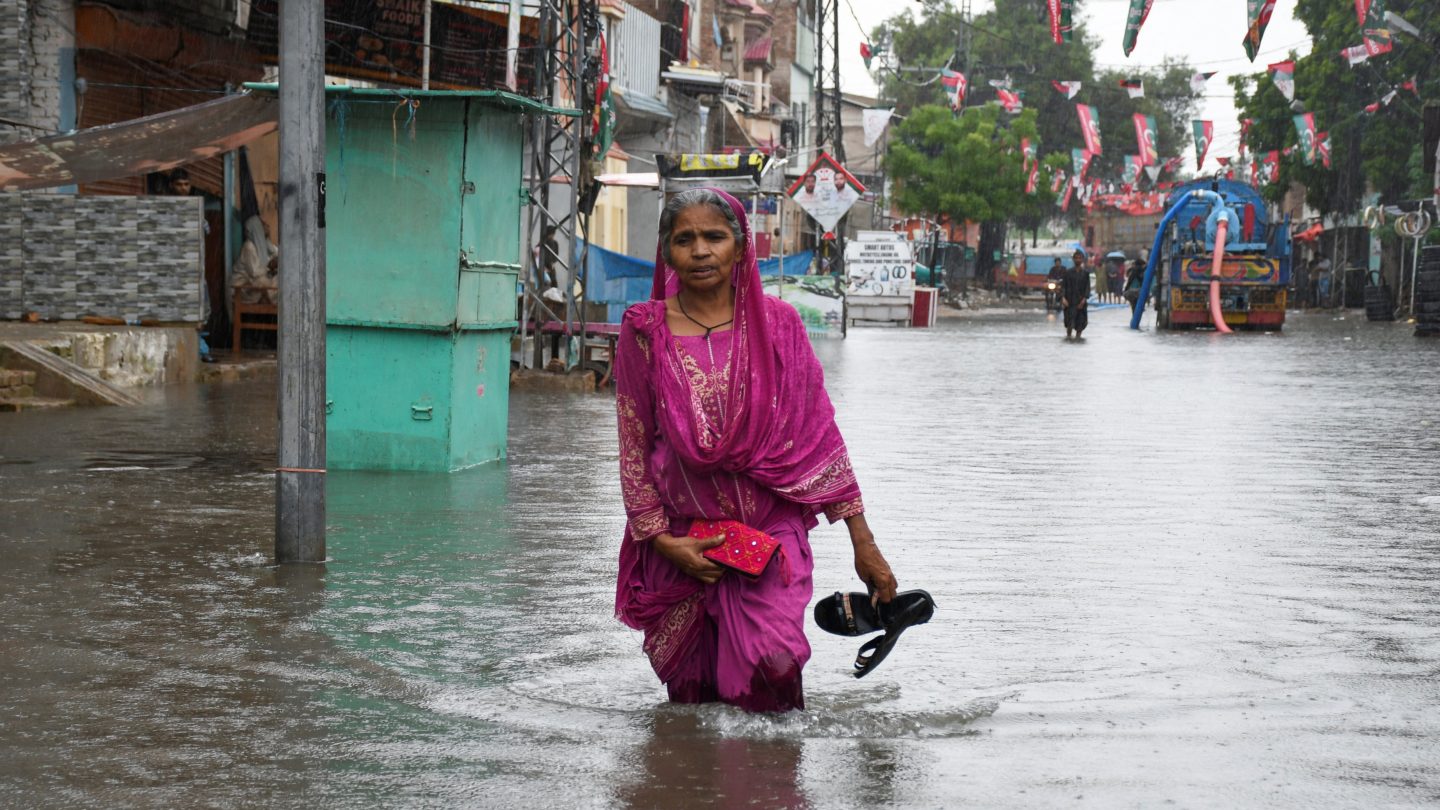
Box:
left=617, top=393, right=664, bottom=539
left=823, top=497, right=865, bottom=523
left=675, top=340, right=731, bottom=450
left=643, top=590, right=702, bottom=675
left=772, top=449, right=858, bottom=502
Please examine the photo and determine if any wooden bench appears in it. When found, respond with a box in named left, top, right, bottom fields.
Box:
left=538, top=320, right=621, bottom=385
left=232, top=298, right=277, bottom=354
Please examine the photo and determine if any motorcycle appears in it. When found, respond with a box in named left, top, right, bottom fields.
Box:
left=1043, top=278, right=1061, bottom=312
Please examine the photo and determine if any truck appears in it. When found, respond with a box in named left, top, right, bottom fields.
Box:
left=1146, top=179, right=1293, bottom=331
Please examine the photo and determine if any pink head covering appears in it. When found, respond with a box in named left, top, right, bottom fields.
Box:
left=647, top=188, right=779, bottom=475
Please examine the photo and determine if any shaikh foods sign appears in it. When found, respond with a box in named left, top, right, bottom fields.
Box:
left=248, top=0, right=537, bottom=92
left=786, top=152, right=865, bottom=238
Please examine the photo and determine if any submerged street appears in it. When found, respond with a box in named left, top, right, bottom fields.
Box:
left=3, top=308, right=1439, bottom=807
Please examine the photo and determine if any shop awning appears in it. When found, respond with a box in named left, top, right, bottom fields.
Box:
left=0, top=93, right=278, bottom=192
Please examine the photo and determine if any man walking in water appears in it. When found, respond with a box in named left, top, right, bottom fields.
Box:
left=1062, top=249, right=1090, bottom=339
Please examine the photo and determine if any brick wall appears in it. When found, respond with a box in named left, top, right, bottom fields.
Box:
left=0, top=0, right=73, bottom=145
left=0, top=194, right=205, bottom=322
left=0, top=0, right=32, bottom=144
left=26, top=0, right=73, bottom=134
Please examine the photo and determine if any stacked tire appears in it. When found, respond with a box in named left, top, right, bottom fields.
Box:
left=1418, top=245, right=1440, bottom=337
left=1365, top=282, right=1395, bottom=321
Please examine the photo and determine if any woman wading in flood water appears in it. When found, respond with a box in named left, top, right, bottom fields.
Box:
left=612, top=188, right=897, bottom=712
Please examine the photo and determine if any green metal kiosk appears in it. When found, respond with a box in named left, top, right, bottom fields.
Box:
left=252, top=85, right=575, bottom=471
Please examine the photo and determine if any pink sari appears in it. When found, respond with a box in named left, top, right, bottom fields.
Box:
left=613, top=189, right=863, bottom=712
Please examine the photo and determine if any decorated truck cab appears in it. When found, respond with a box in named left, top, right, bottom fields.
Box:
left=1149, top=179, right=1292, bottom=331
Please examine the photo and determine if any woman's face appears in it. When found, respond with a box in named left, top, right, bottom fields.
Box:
left=668, top=204, right=739, bottom=296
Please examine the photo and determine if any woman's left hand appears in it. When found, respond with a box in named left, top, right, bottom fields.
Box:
left=845, top=514, right=898, bottom=603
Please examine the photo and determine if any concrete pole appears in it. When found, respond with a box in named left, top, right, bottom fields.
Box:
left=777, top=196, right=786, bottom=299
left=422, top=0, right=433, bottom=91
left=276, top=0, right=327, bottom=564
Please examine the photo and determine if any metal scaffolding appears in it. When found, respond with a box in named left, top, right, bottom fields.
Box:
left=813, top=0, right=846, bottom=278
left=520, top=0, right=600, bottom=369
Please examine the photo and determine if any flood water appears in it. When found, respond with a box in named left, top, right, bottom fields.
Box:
left=2, top=306, right=1439, bottom=808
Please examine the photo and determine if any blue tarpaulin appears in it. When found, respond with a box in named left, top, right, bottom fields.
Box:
left=578, top=242, right=817, bottom=322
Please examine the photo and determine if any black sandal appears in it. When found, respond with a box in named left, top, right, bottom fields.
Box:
left=814, top=590, right=936, bottom=678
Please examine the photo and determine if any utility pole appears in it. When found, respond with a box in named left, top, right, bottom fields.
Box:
left=276, top=0, right=327, bottom=564
left=814, top=0, right=846, bottom=280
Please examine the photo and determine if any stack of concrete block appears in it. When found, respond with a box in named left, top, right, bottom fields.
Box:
left=0, top=193, right=205, bottom=322
left=0, top=367, right=37, bottom=399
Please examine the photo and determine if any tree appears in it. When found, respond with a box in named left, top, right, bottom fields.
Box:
left=886, top=103, right=1060, bottom=229
left=1231, top=0, right=1439, bottom=214
left=871, top=1, right=1201, bottom=203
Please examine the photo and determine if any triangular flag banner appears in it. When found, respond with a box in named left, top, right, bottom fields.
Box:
left=860, top=42, right=874, bottom=71
left=1123, top=0, right=1154, bottom=56
left=1342, top=43, right=1372, bottom=66
left=1192, top=119, right=1212, bottom=170
left=988, top=77, right=1014, bottom=91
left=1361, top=0, right=1391, bottom=53
left=1052, top=169, right=1067, bottom=194
left=1402, top=77, right=1420, bottom=97
left=861, top=108, right=894, bottom=148
left=1059, top=177, right=1075, bottom=211
left=1144, top=165, right=1161, bottom=184
left=1262, top=150, right=1280, bottom=184
left=1071, top=147, right=1092, bottom=180
left=996, top=88, right=1023, bottom=114
left=1217, top=156, right=1231, bottom=167
left=1132, top=113, right=1158, bottom=165
left=1355, top=0, right=1372, bottom=26
left=1293, top=112, right=1317, bottom=165
left=1026, top=161, right=1040, bottom=194
left=1317, top=131, right=1332, bottom=168
left=1048, top=0, right=1074, bottom=44
left=1120, top=78, right=1145, bottom=99
left=1051, top=80, right=1082, bottom=99
left=1364, top=101, right=1381, bottom=114
left=1077, top=104, right=1103, bottom=155
left=941, top=69, right=967, bottom=109
left=1269, top=61, right=1295, bottom=102
left=593, top=32, right=616, bottom=157
left=1381, top=89, right=1398, bottom=106
left=1121, top=156, right=1141, bottom=188
left=1243, top=0, right=1278, bottom=62
left=1190, top=71, right=1217, bottom=94
left=1240, top=118, right=1254, bottom=144
left=1363, top=37, right=1393, bottom=58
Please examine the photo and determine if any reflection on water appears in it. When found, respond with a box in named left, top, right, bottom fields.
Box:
left=2, top=308, right=1439, bottom=807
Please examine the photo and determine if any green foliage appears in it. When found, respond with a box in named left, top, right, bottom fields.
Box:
left=886, top=104, right=1059, bottom=224
left=1231, top=0, right=1438, bottom=215
left=871, top=0, right=1202, bottom=226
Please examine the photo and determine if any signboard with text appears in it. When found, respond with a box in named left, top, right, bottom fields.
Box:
left=844, top=231, right=914, bottom=297
left=785, top=152, right=864, bottom=238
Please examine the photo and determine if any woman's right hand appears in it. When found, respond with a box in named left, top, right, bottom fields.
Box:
left=652, top=532, right=727, bottom=584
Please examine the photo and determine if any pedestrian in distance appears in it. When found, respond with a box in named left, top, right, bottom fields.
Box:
left=1124, top=258, right=1145, bottom=314
left=1062, top=248, right=1090, bottom=339
left=1046, top=257, right=1065, bottom=312
left=612, top=188, right=900, bottom=712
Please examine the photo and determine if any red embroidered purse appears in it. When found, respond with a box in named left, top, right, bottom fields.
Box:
left=688, top=519, right=781, bottom=578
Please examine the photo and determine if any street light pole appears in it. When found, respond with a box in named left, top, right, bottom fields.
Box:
left=276, top=0, right=327, bottom=563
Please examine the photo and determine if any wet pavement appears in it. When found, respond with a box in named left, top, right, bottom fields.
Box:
left=2, top=306, right=1439, bottom=808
